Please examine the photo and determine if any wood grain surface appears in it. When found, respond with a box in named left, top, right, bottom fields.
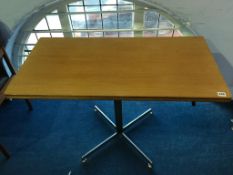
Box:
left=5, top=37, right=231, bottom=101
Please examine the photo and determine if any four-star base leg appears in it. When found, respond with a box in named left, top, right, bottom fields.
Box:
left=81, top=100, right=153, bottom=168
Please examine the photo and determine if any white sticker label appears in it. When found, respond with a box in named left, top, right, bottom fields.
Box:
left=217, top=92, right=227, bottom=97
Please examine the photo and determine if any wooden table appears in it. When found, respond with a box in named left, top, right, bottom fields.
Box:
left=5, top=37, right=231, bottom=168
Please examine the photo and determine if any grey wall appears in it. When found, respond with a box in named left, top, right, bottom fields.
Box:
left=0, top=0, right=53, bottom=29
left=149, top=0, right=233, bottom=64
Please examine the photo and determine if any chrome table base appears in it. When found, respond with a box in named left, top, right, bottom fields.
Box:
left=81, top=100, right=153, bottom=168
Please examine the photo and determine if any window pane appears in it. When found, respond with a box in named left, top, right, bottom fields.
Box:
left=68, top=6, right=84, bottom=12
left=103, top=13, right=117, bottom=29
left=104, top=31, right=118, bottom=37
left=84, top=0, right=99, bottom=5
left=86, top=14, right=102, bottom=29
left=118, top=0, right=132, bottom=4
left=158, top=29, right=173, bottom=37
left=173, top=30, right=183, bottom=37
left=118, top=12, right=133, bottom=29
left=118, top=4, right=134, bottom=10
left=51, top=33, right=64, bottom=37
left=102, top=5, right=117, bottom=11
left=159, top=21, right=174, bottom=28
left=46, top=15, right=62, bottom=29
left=143, top=31, right=156, bottom=37
left=22, top=56, right=27, bottom=64
left=34, top=18, right=48, bottom=30
left=101, top=0, right=116, bottom=5
left=73, top=32, right=88, bottom=37
left=69, top=1, right=83, bottom=5
left=26, top=45, right=35, bottom=51
left=85, top=5, right=100, bottom=12
left=27, top=33, right=38, bottom=44
left=36, top=33, right=51, bottom=39
left=144, top=11, right=158, bottom=28
left=70, top=14, right=86, bottom=29
left=89, top=32, right=103, bottom=37
left=160, top=15, right=168, bottom=21
left=119, top=31, right=134, bottom=37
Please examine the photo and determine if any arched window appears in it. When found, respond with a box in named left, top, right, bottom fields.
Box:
left=13, top=0, right=194, bottom=66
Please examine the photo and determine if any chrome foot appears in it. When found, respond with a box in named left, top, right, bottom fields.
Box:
left=122, top=133, right=153, bottom=168
left=81, top=158, right=87, bottom=164
left=148, top=163, right=153, bottom=169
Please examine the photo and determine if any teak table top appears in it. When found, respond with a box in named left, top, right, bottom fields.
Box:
left=5, top=37, right=231, bottom=101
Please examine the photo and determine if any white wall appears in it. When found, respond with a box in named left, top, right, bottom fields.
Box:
left=0, top=0, right=53, bottom=29
left=1, top=0, right=233, bottom=89
left=152, top=0, right=233, bottom=64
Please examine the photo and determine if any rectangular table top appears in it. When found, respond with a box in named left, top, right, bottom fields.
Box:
left=5, top=37, right=231, bottom=101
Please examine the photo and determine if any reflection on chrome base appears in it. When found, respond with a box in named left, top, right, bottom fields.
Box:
left=81, top=100, right=153, bottom=169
